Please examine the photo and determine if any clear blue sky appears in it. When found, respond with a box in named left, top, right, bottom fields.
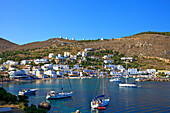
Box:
left=0, top=0, right=170, bottom=45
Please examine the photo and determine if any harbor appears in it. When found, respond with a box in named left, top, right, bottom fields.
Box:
left=2, top=78, right=170, bottom=112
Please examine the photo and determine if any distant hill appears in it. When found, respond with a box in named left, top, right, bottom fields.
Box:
left=0, top=32, right=170, bottom=59
left=0, top=38, right=19, bottom=52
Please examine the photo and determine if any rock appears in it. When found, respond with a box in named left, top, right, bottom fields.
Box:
left=38, top=101, right=51, bottom=110
left=75, top=110, right=81, bottom=113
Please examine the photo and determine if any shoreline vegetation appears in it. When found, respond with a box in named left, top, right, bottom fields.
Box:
left=0, top=87, right=48, bottom=113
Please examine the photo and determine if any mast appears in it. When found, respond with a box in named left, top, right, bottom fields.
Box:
left=61, top=58, right=64, bottom=93
left=102, top=63, right=104, bottom=95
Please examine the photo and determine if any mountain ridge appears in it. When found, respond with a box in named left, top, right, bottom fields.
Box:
left=0, top=33, right=170, bottom=59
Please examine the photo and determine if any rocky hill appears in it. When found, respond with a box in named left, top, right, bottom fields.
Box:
left=0, top=33, right=170, bottom=59
left=0, top=38, right=19, bottom=52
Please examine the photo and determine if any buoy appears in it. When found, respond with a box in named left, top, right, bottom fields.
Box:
left=97, top=107, right=106, bottom=110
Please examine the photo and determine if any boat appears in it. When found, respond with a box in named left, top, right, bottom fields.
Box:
left=110, top=77, right=121, bottom=82
left=119, top=75, right=137, bottom=88
left=119, top=83, right=137, bottom=88
left=18, top=88, right=37, bottom=96
left=46, top=91, right=73, bottom=99
left=91, top=68, right=110, bottom=109
left=46, top=75, right=73, bottom=99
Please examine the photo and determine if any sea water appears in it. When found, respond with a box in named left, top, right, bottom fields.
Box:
left=3, top=78, right=170, bottom=113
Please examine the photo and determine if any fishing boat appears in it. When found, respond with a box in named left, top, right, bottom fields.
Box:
left=46, top=76, right=73, bottom=99
left=18, top=88, right=37, bottom=96
left=91, top=68, right=110, bottom=109
left=110, top=77, right=121, bottom=82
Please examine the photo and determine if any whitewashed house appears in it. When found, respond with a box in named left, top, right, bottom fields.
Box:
left=34, top=59, right=48, bottom=64
left=128, top=69, right=138, bottom=75
left=41, top=64, right=53, bottom=71
left=121, top=57, right=134, bottom=62
left=84, top=48, right=92, bottom=52
left=82, top=52, right=87, bottom=57
left=73, top=65, right=82, bottom=70
left=9, top=70, right=30, bottom=79
left=0, top=65, right=6, bottom=71
left=147, top=69, right=156, bottom=74
left=44, top=70, right=57, bottom=78
left=64, top=52, right=71, bottom=57
left=104, top=60, right=112, bottom=64
left=21, top=60, right=30, bottom=65
left=53, top=65, right=70, bottom=72
left=49, top=53, right=54, bottom=59
left=8, top=66, right=16, bottom=71
left=77, top=52, right=82, bottom=56
left=4, top=60, right=18, bottom=66
left=70, top=55, right=77, bottom=60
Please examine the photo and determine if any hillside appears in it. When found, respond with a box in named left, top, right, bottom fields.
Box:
left=0, top=33, right=169, bottom=70
left=1, top=33, right=170, bottom=59
left=0, top=38, right=19, bottom=52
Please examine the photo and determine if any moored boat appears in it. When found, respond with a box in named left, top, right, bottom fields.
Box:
left=110, top=77, right=121, bottom=82
left=18, top=88, right=37, bottom=96
left=46, top=91, right=73, bottom=99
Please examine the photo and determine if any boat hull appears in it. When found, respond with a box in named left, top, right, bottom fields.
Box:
left=119, top=83, right=137, bottom=88
left=18, top=89, right=37, bottom=96
left=91, top=99, right=110, bottom=109
left=46, top=92, right=73, bottom=100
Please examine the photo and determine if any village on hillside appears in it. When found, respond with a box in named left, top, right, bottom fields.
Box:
left=0, top=47, right=169, bottom=82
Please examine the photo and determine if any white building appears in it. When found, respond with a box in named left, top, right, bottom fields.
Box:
left=104, top=60, right=112, bottom=64
left=9, top=70, right=30, bottom=79
left=121, top=57, right=134, bottom=62
left=77, top=52, right=82, bottom=56
left=60, top=36, right=62, bottom=38
left=64, top=52, right=71, bottom=57
left=70, top=55, right=77, bottom=60
left=34, top=59, right=48, bottom=64
left=21, top=60, right=30, bottom=65
left=41, top=64, right=53, bottom=71
left=72, top=38, right=75, bottom=40
left=128, top=68, right=138, bottom=75
left=4, top=60, right=18, bottom=66
left=101, top=38, right=104, bottom=41
left=73, top=65, right=82, bottom=70
left=56, top=71, right=63, bottom=77
left=84, top=48, right=92, bottom=52
left=66, top=37, right=68, bottom=40
left=44, top=70, right=57, bottom=78
left=49, top=53, right=54, bottom=59
left=82, top=52, right=87, bottom=57
left=0, top=65, right=6, bottom=71
left=8, top=66, right=17, bottom=71
left=56, top=54, right=65, bottom=60
left=147, top=69, right=156, bottom=74
left=53, top=65, right=70, bottom=72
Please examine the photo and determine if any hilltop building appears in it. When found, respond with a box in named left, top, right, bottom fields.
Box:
left=49, top=53, right=54, bottom=59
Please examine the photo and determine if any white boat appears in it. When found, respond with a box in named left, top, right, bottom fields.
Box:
left=46, top=91, right=73, bottom=99
left=119, top=74, right=137, bottom=88
left=119, top=83, right=137, bottom=88
left=46, top=76, right=73, bottom=99
left=91, top=67, right=110, bottom=109
left=110, top=77, right=121, bottom=82
left=18, top=88, right=37, bottom=96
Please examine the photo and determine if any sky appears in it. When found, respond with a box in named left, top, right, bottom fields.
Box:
left=0, top=0, right=170, bottom=45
